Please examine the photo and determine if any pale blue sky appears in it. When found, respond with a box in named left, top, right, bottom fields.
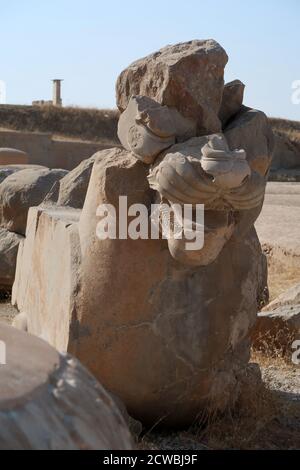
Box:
left=1, top=0, right=299, bottom=119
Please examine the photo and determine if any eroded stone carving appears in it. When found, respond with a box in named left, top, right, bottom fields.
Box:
left=12, top=40, right=274, bottom=427
left=117, top=95, right=196, bottom=163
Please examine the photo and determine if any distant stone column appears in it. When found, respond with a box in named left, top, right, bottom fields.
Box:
left=52, top=79, right=63, bottom=106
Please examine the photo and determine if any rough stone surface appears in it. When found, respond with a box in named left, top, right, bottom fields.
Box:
left=219, top=80, right=245, bottom=126
left=0, top=167, right=68, bottom=235
left=0, top=148, right=29, bottom=165
left=76, top=148, right=267, bottom=426
left=11, top=41, right=274, bottom=428
left=0, top=324, right=133, bottom=450
left=116, top=39, right=228, bottom=135
left=56, top=155, right=97, bottom=208
left=12, top=206, right=81, bottom=351
left=0, top=228, right=24, bottom=289
left=265, top=283, right=300, bottom=311
left=224, top=106, right=274, bottom=177
left=118, top=95, right=196, bottom=163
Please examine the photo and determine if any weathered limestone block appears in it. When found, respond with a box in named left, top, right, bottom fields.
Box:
left=0, top=148, right=29, bottom=165
left=116, top=40, right=228, bottom=135
left=219, top=80, right=245, bottom=126
left=0, top=167, right=68, bottom=235
left=12, top=206, right=81, bottom=351
left=0, top=228, right=24, bottom=289
left=0, top=324, right=133, bottom=450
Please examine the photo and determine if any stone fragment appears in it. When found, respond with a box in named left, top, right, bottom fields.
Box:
left=224, top=106, right=274, bottom=176
left=118, top=96, right=196, bottom=163
left=148, top=134, right=265, bottom=211
left=0, top=324, right=133, bottom=450
left=0, top=148, right=29, bottom=165
left=219, top=79, right=245, bottom=126
left=57, top=154, right=97, bottom=208
left=265, top=282, right=300, bottom=311
left=116, top=40, right=228, bottom=135
left=0, top=167, right=68, bottom=235
left=0, top=228, right=24, bottom=289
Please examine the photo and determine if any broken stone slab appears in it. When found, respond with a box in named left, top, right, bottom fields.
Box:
left=0, top=167, right=68, bottom=235
left=117, top=96, right=196, bottom=163
left=0, top=228, right=24, bottom=289
left=116, top=39, right=228, bottom=135
left=0, top=148, right=29, bottom=165
left=252, top=304, right=300, bottom=353
left=219, top=79, right=245, bottom=127
left=0, top=323, right=133, bottom=450
left=12, top=206, right=81, bottom=351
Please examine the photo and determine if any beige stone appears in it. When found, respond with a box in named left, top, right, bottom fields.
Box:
left=116, top=40, right=228, bottom=135
left=75, top=148, right=267, bottom=426
left=57, top=154, right=98, bottom=208
left=11, top=40, right=274, bottom=428
left=0, top=324, right=133, bottom=450
left=0, top=167, right=68, bottom=235
left=148, top=134, right=263, bottom=208
left=0, top=148, right=29, bottom=165
left=265, top=282, right=300, bottom=311
left=0, top=228, right=24, bottom=289
left=12, top=206, right=81, bottom=351
left=219, top=80, right=245, bottom=126
left=224, top=107, right=274, bottom=176
left=117, top=95, right=196, bottom=163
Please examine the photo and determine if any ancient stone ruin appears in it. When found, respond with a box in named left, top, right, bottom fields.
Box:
left=9, top=39, right=274, bottom=427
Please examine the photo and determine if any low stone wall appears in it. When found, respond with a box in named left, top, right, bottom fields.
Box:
left=0, top=128, right=118, bottom=170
